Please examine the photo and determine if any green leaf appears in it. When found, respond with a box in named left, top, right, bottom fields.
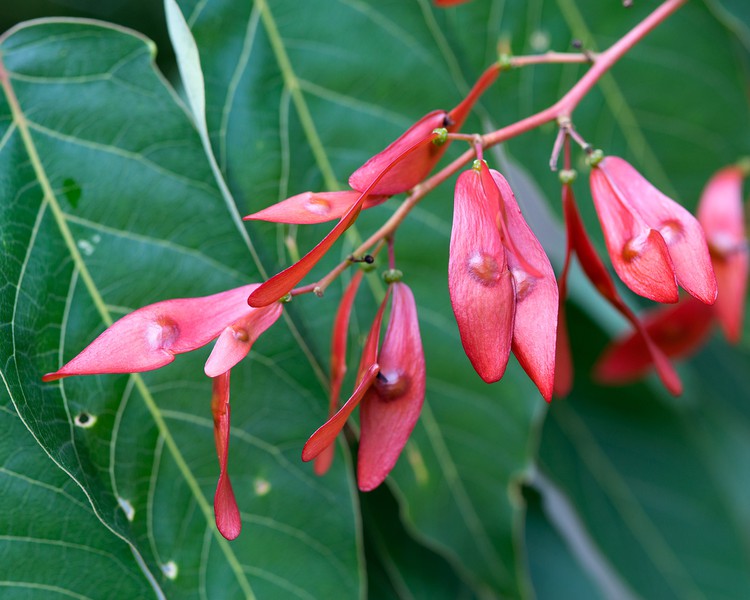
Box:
left=538, top=304, right=750, bottom=599
left=0, top=19, right=361, bottom=598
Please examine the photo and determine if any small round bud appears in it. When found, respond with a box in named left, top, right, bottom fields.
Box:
left=558, top=169, right=578, bottom=184
left=279, top=293, right=293, bottom=304
left=498, top=53, right=513, bottom=71
left=586, top=149, right=605, bottom=168
left=737, top=156, right=750, bottom=176
left=472, top=159, right=486, bottom=172
left=360, top=260, right=377, bottom=273
left=382, top=268, right=403, bottom=284
left=432, top=128, right=448, bottom=146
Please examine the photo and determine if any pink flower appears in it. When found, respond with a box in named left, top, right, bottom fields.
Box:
left=589, top=156, right=717, bottom=305
left=302, top=282, right=425, bottom=491
left=449, top=161, right=558, bottom=400
left=42, top=284, right=283, bottom=540
left=348, top=64, right=500, bottom=196
left=594, top=295, right=714, bottom=386
left=557, top=183, right=682, bottom=396
left=697, top=165, right=748, bottom=343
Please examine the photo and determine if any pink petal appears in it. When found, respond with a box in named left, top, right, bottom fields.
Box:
left=563, top=186, right=682, bottom=395
left=449, top=168, right=514, bottom=383
left=315, top=270, right=364, bottom=476
left=447, top=63, right=500, bottom=134
left=553, top=185, right=576, bottom=398
left=43, top=285, right=259, bottom=381
left=594, top=296, right=713, bottom=387
left=348, top=64, right=498, bottom=196
left=492, top=171, right=559, bottom=401
left=697, top=166, right=748, bottom=342
left=249, top=131, right=447, bottom=308
left=211, top=372, right=241, bottom=540
left=302, top=364, right=380, bottom=462
left=204, top=302, right=283, bottom=377
left=595, top=157, right=717, bottom=304
left=358, top=283, right=425, bottom=492
left=246, top=193, right=369, bottom=308
left=590, top=162, right=679, bottom=303
left=348, top=111, right=450, bottom=196
left=244, top=191, right=388, bottom=225
left=302, top=287, right=389, bottom=463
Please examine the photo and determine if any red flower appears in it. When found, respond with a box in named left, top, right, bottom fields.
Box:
left=697, top=165, right=748, bottom=343
left=594, top=295, right=714, bottom=386
left=302, top=282, right=425, bottom=491
left=557, top=183, right=682, bottom=396
left=42, top=284, right=283, bottom=540
left=589, top=156, right=717, bottom=305
left=42, top=284, right=281, bottom=381
left=348, top=64, right=500, bottom=196
left=314, top=270, right=364, bottom=476
left=449, top=162, right=558, bottom=400
left=434, top=0, right=472, bottom=6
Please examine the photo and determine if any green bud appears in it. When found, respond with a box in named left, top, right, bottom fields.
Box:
left=279, top=293, right=293, bottom=304
left=432, top=127, right=448, bottom=145
left=737, top=156, right=750, bottom=176
left=382, top=268, right=403, bottom=284
left=360, top=259, right=377, bottom=273
left=472, top=159, right=486, bottom=172
left=558, top=169, right=578, bottom=184
left=586, top=149, right=604, bottom=168
left=498, top=53, right=513, bottom=71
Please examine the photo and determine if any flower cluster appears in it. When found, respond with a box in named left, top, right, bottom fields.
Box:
left=43, top=35, right=747, bottom=541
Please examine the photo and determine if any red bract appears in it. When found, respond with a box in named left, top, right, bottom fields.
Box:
left=594, top=296, right=714, bottom=385
left=247, top=133, right=442, bottom=308
left=558, top=184, right=682, bottom=395
left=449, top=162, right=558, bottom=400
left=697, top=166, right=748, bottom=343
left=244, top=191, right=388, bottom=225
left=434, top=0, right=472, bottom=5
left=302, top=282, right=425, bottom=492
left=211, top=372, right=241, bottom=540
left=314, top=270, right=364, bottom=476
left=348, top=64, right=500, bottom=196
left=358, top=283, right=425, bottom=491
left=43, top=284, right=282, bottom=381
left=590, top=156, right=717, bottom=305
left=42, top=284, right=283, bottom=541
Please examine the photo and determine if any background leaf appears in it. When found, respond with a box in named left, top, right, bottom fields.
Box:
left=0, top=19, right=361, bottom=599
left=1, top=0, right=749, bottom=599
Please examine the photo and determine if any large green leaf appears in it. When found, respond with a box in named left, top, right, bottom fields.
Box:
left=2, top=1, right=749, bottom=599
left=537, top=304, right=750, bottom=600
left=0, top=19, right=361, bottom=598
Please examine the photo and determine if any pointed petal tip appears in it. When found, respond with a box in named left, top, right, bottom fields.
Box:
left=42, top=372, right=64, bottom=382
left=214, top=476, right=242, bottom=541
left=313, top=446, right=335, bottom=476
